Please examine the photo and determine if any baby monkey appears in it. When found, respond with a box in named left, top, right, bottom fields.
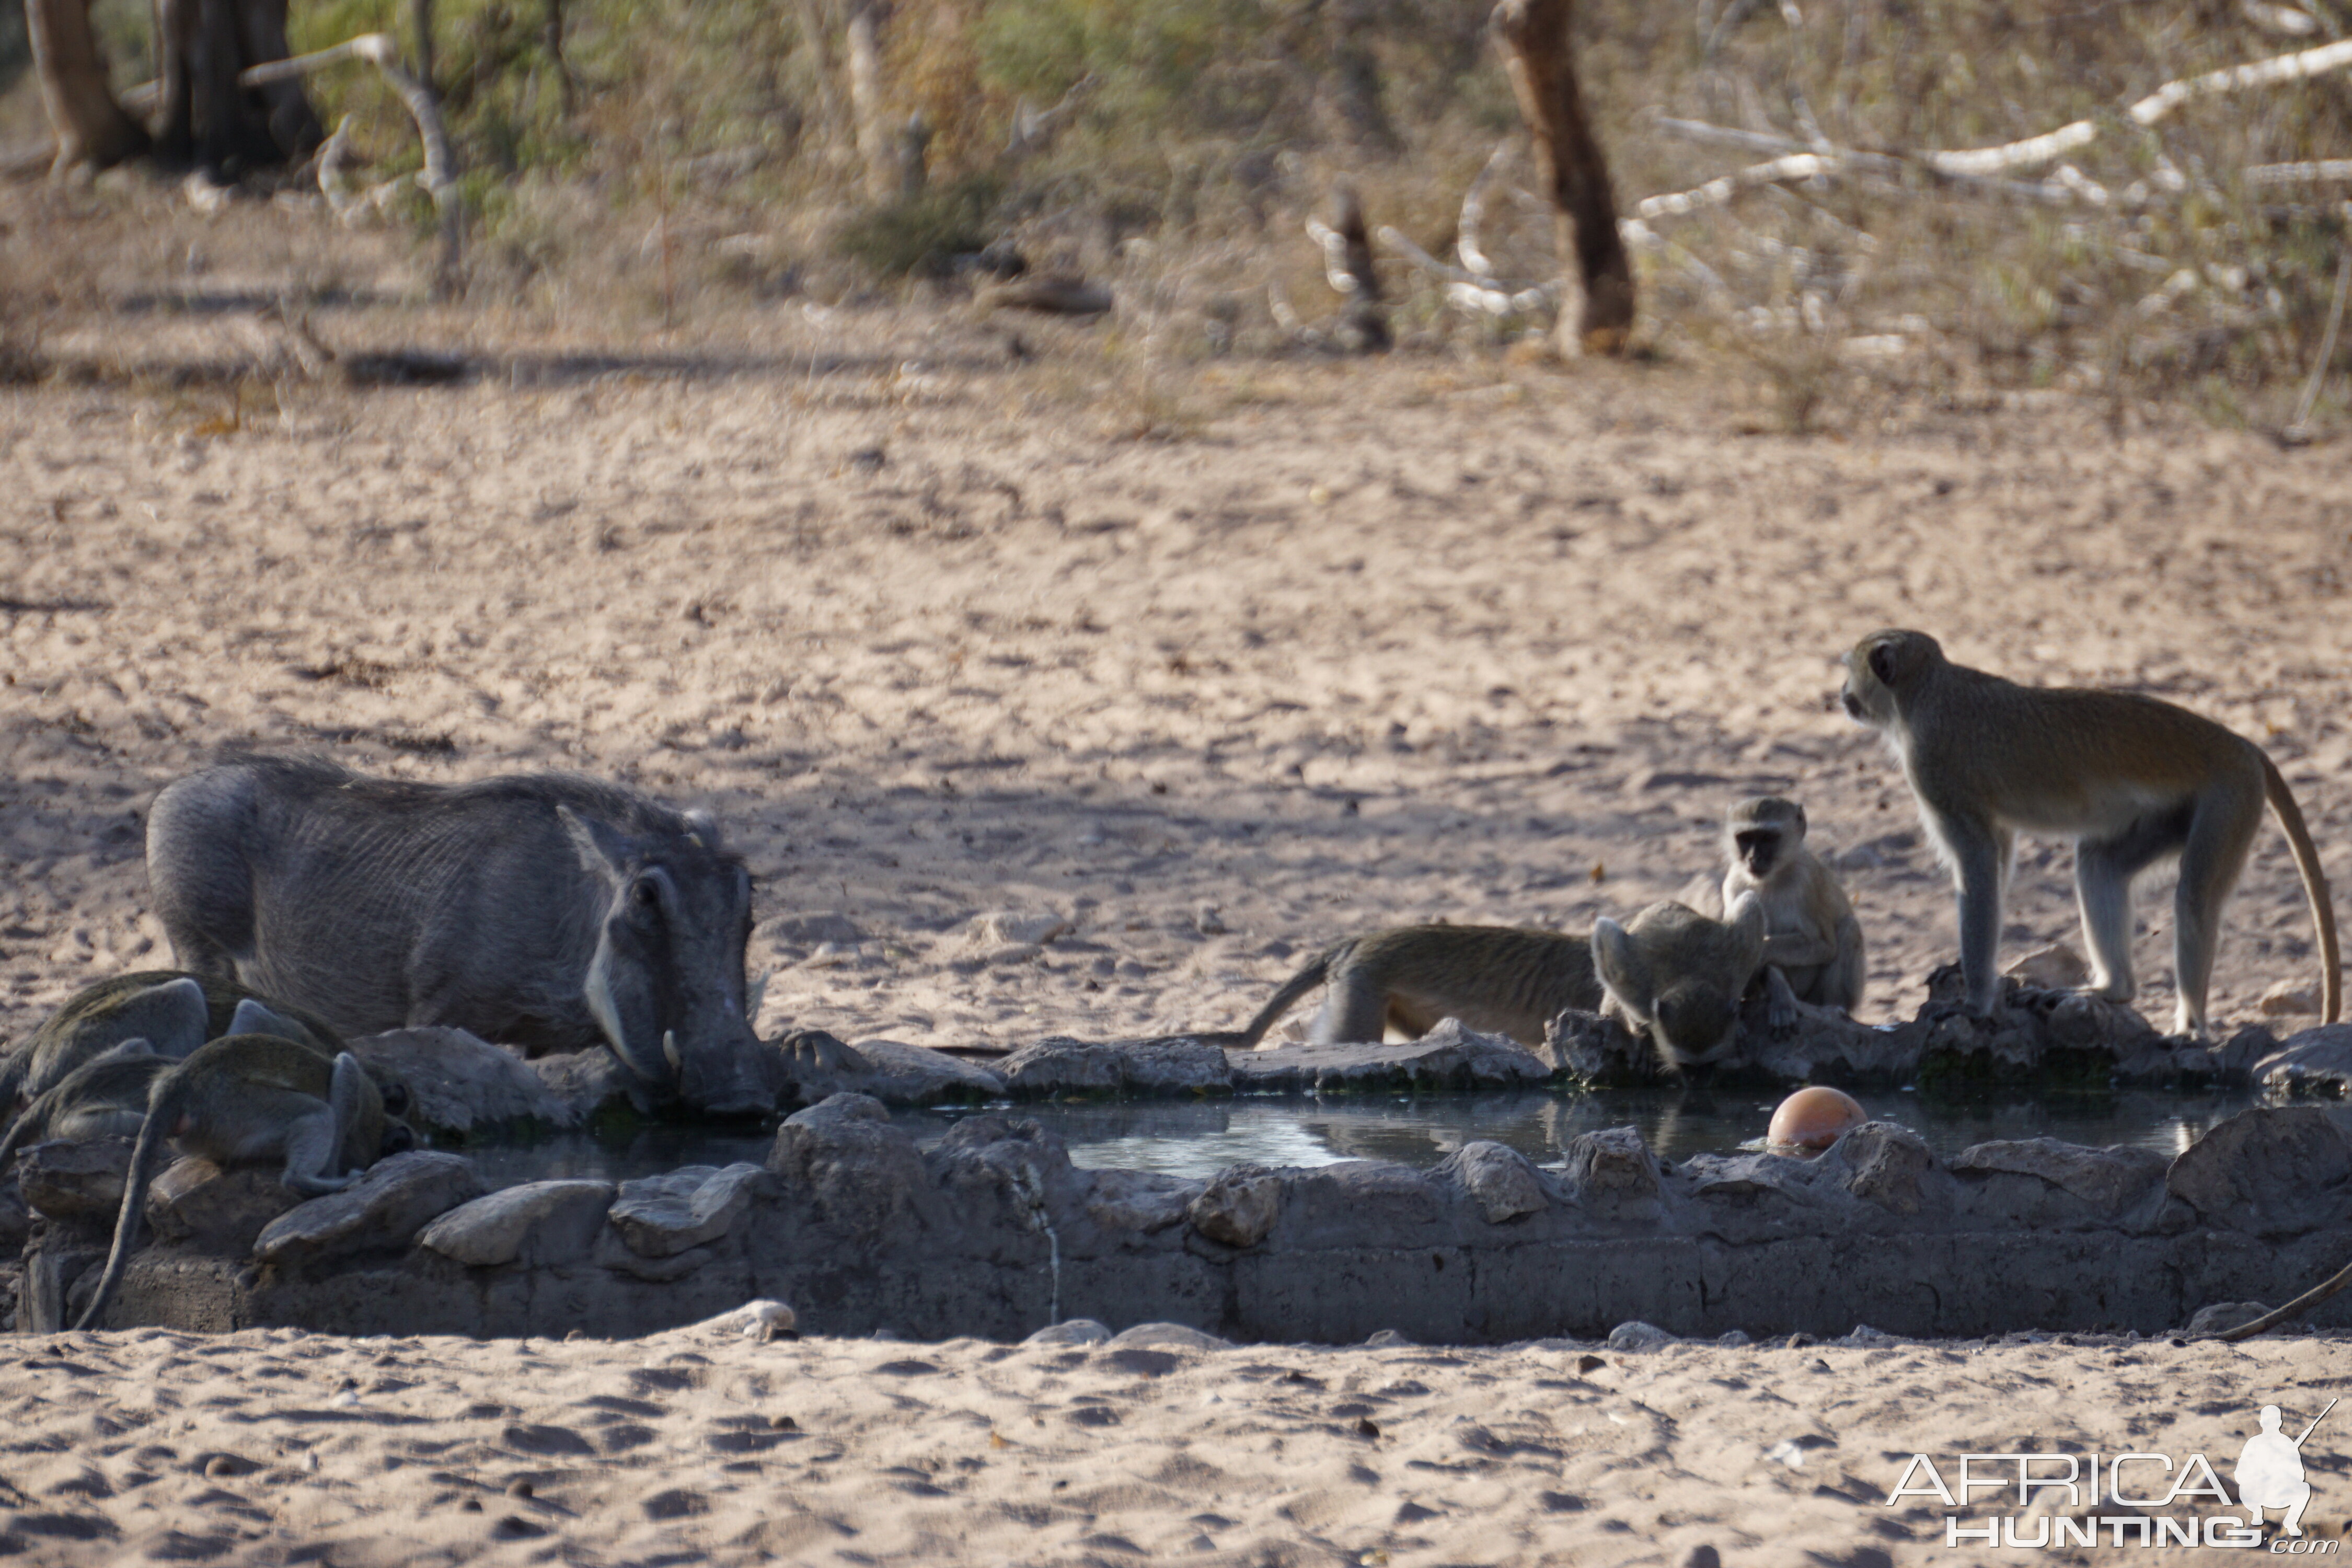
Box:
left=74, top=1035, right=408, bottom=1331
left=1227, top=897, right=1766, bottom=1071
left=1720, top=796, right=1865, bottom=1022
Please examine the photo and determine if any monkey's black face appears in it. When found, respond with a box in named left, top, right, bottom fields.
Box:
left=1840, top=687, right=1864, bottom=720
left=1735, top=829, right=1783, bottom=878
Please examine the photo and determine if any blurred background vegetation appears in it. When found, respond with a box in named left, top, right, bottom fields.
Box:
left=1, top=0, right=2349, bottom=424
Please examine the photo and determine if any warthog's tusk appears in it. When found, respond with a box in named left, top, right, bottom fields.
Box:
left=746, top=970, right=770, bottom=1022
left=663, top=1030, right=682, bottom=1071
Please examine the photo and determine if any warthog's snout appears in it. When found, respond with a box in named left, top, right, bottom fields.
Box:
left=666, top=1019, right=782, bottom=1119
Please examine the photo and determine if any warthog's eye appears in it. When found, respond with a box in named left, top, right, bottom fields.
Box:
left=632, top=878, right=661, bottom=911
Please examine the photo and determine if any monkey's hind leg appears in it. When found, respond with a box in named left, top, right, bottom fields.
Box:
left=2073, top=828, right=2162, bottom=1007
left=1307, top=969, right=1394, bottom=1047
left=1762, top=966, right=1803, bottom=1040
left=1939, top=814, right=2011, bottom=1015
left=280, top=1053, right=370, bottom=1194
left=2169, top=791, right=2264, bottom=1037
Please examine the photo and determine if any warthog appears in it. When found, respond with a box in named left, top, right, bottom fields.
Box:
left=147, top=757, right=781, bottom=1116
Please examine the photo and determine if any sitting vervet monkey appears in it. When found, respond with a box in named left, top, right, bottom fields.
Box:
left=1591, top=896, right=1766, bottom=1070
left=1226, top=897, right=1766, bottom=1070
left=75, top=1035, right=410, bottom=1331
left=1840, top=628, right=2340, bottom=1034
left=1721, top=797, right=1865, bottom=1017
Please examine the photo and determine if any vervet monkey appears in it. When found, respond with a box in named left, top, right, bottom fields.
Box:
left=1227, top=898, right=1766, bottom=1071
left=1839, top=629, right=2340, bottom=1034
left=1592, top=896, right=1767, bottom=1070
left=1721, top=797, right=1865, bottom=1016
left=75, top=1035, right=409, bottom=1331
left=0, top=971, right=351, bottom=1124
left=0, top=1041, right=169, bottom=1174
left=1226, top=925, right=1609, bottom=1050
left=0, top=1025, right=407, bottom=1180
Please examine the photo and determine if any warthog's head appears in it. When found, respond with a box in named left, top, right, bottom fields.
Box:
left=560, top=806, right=778, bottom=1117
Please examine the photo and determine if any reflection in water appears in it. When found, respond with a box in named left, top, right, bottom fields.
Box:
left=453, top=1088, right=2345, bottom=1189
left=460, top=1126, right=777, bottom=1192
left=902, top=1088, right=2327, bottom=1181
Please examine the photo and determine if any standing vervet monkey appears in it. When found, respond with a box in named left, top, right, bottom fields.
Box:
left=1721, top=797, right=1865, bottom=1016
left=1839, top=629, right=2339, bottom=1035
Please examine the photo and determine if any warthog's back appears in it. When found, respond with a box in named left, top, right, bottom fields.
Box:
left=148, top=757, right=706, bottom=1052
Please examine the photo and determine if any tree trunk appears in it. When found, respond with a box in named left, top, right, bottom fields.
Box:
left=151, top=0, right=321, bottom=175
left=1491, top=0, right=1634, bottom=356
left=25, top=0, right=149, bottom=174
left=845, top=3, right=895, bottom=201
left=410, top=0, right=435, bottom=102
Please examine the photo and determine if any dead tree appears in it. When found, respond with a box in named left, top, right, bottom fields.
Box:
left=28, top=0, right=323, bottom=177
left=1306, top=184, right=1391, bottom=352
left=845, top=2, right=896, bottom=200
left=1490, top=0, right=1634, bottom=355
left=23, top=0, right=149, bottom=173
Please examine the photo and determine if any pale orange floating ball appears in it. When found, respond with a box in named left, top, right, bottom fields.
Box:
left=1768, top=1086, right=1867, bottom=1153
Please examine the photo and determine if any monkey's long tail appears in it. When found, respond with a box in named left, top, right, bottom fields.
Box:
left=72, top=1075, right=185, bottom=1333
left=0, top=1051, right=29, bottom=1139
left=0, top=1085, right=55, bottom=1176
left=2217, top=1259, right=2352, bottom=1342
left=1229, top=949, right=1338, bottom=1048
left=2262, top=754, right=2342, bottom=1024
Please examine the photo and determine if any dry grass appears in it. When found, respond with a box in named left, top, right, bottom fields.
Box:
left=1, top=0, right=2348, bottom=426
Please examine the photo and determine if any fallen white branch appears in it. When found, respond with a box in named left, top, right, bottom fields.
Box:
left=1374, top=223, right=1556, bottom=317
left=2249, top=160, right=2352, bottom=186
left=1929, top=35, right=2352, bottom=177
left=1304, top=217, right=1363, bottom=296
left=1458, top=137, right=1516, bottom=279
left=1651, top=116, right=2113, bottom=207
left=1634, top=151, right=1840, bottom=220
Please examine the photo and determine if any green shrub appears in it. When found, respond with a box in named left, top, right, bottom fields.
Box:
left=833, top=175, right=1002, bottom=278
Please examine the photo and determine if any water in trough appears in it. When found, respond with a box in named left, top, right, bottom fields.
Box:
left=452, top=1086, right=2326, bottom=1189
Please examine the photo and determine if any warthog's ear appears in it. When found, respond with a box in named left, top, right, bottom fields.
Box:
left=557, top=804, right=626, bottom=886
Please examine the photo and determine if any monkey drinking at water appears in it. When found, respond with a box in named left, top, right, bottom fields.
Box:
left=74, top=1034, right=410, bottom=1331
left=1226, top=896, right=1765, bottom=1071
left=1839, top=629, right=2339, bottom=1035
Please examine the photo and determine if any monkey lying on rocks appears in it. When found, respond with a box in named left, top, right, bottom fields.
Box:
left=1224, top=896, right=1766, bottom=1071
left=0, top=970, right=351, bottom=1127
left=1720, top=796, right=1865, bottom=1030
left=75, top=1034, right=412, bottom=1331
left=0, top=1042, right=170, bottom=1174
left=1841, top=628, right=2339, bottom=1035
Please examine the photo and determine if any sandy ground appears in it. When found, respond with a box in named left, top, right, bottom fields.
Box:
left=0, top=1318, right=2344, bottom=1565
left=3, top=295, right=2350, bottom=1054
left=6, top=223, right=2352, bottom=1566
